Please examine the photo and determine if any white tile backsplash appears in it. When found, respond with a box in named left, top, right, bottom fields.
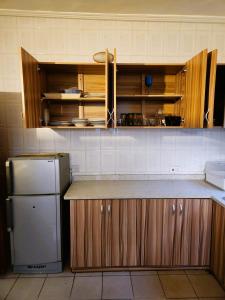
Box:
left=1, top=14, right=225, bottom=176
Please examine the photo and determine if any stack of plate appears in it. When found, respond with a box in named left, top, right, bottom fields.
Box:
left=48, top=121, right=73, bottom=126
left=72, top=118, right=88, bottom=127
left=88, top=118, right=105, bottom=127
left=84, top=92, right=105, bottom=98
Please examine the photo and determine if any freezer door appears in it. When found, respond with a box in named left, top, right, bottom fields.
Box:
left=11, top=159, right=57, bottom=195
left=11, top=195, right=61, bottom=265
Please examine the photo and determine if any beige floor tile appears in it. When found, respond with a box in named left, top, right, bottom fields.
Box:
left=71, top=276, right=102, bottom=299
left=103, top=271, right=130, bottom=276
left=47, top=271, right=74, bottom=277
left=131, top=271, right=157, bottom=276
left=159, top=274, right=196, bottom=299
left=185, top=269, right=210, bottom=275
left=0, top=278, right=16, bottom=299
left=38, top=277, right=73, bottom=300
left=6, top=277, right=45, bottom=300
left=198, top=298, right=225, bottom=300
left=131, top=275, right=165, bottom=299
left=48, top=265, right=74, bottom=277
left=188, top=274, right=225, bottom=298
left=76, top=272, right=102, bottom=277
left=0, top=272, right=19, bottom=279
left=20, top=273, right=47, bottom=278
left=103, top=275, right=132, bottom=299
left=158, top=270, right=185, bottom=275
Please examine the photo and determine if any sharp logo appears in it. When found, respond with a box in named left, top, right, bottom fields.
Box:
left=27, top=265, right=46, bottom=269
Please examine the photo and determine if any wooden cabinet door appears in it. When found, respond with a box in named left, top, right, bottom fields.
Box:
left=183, top=49, right=208, bottom=128
left=161, top=199, right=177, bottom=266
left=70, top=200, right=103, bottom=270
left=20, top=48, right=41, bottom=128
left=211, top=202, right=225, bottom=287
left=174, top=199, right=212, bottom=266
left=113, top=48, right=117, bottom=128
left=141, top=199, right=176, bottom=267
left=104, top=199, right=141, bottom=267
left=204, top=50, right=218, bottom=128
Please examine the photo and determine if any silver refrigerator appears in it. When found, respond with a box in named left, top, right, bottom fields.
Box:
left=5, top=153, right=70, bottom=273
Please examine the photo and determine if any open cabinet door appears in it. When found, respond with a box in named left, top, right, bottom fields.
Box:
left=105, top=49, right=109, bottom=127
left=204, top=50, right=217, bottom=128
left=113, top=48, right=117, bottom=128
left=183, top=49, right=208, bottom=128
left=20, top=47, right=41, bottom=128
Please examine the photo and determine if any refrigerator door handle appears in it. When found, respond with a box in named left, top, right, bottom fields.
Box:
left=6, top=160, right=13, bottom=195
left=6, top=198, right=13, bottom=232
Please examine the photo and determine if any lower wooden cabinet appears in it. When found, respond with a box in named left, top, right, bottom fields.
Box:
left=70, top=198, right=212, bottom=270
left=70, top=199, right=141, bottom=269
left=142, top=198, right=212, bottom=267
left=211, top=202, right=225, bottom=288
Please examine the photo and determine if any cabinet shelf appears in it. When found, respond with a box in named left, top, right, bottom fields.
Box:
left=44, top=125, right=107, bottom=129
left=116, top=126, right=183, bottom=129
left=116, top=94, right=182, bottom=103
left=42, top=97, right=106, bottom=102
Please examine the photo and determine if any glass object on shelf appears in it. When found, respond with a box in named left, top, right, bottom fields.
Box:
left=145, top=74, right=153, bottom=92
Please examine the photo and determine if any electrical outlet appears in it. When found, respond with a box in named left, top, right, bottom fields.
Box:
left=170, top=166, right=180, bottom=173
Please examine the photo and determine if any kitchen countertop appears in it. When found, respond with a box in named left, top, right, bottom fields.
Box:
left=64, top=180, right=225, bottom=207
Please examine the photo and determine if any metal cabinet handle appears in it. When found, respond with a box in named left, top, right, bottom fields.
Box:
left=6, top=198, right=13, bottom=232
left=205, top=110, right=209, bottom=123
left=172, top=204, right=176, bottom=213
left=107, top=204, right=111, bottom=214
left=179, top=203, right=183, bottom=214
left=100, top=204, right=104, bottom=214
left=5, top=160, right=13, bottom=195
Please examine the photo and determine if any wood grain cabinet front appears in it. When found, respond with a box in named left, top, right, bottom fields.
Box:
left=141, top=199, right=212, bottom=267
left=70, top=199, right=141, bottom=270
left=70, top=198, right=212, bottom=271
left=211, top=202, right=225, bottom=288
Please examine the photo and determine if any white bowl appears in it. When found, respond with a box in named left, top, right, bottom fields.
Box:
left=93, top=52, right=114, bottom=63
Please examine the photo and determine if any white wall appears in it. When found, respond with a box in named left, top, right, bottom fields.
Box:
left=1, top=13, right=225, bottom=178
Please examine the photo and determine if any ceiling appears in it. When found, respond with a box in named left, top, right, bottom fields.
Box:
left=0, top=0, right=225, bottom=16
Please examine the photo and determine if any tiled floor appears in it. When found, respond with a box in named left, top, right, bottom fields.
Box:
left=0, top=269, right=225, bottom=300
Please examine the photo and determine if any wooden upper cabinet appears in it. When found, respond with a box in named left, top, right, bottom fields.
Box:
left=20, top=47, right=41, bottom=128
left=113, top=49, right=214, bottom=129
left=20, top=48, right=110, bottom=129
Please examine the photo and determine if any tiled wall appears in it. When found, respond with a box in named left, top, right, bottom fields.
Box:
left=0, top=14, right=225, bottom=178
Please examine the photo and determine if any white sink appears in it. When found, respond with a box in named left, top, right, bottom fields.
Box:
left=206, top=162, right=225, bottom=190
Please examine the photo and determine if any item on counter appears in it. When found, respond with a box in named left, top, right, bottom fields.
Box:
left=43, top=93, right=81, bottom=99
left=93, top=51, right=114, bottom=63
left=119, top=113, right=144, bottom=126
left=43, top=108, right=49, bottom=126
left=145, top=74, right=153, bottom=90
left=64, top=87, right=82, bottom=94
left=121, top=113, right=127, bottom=126
left=83, top=92, right=105, bottom=98
left=164, top=116, right=182, bottom=126
left=48, top=121, right=73, bottom=126
left=88, top=118, right=105, bottom=127
left=72, top=118, right=89, bottom=127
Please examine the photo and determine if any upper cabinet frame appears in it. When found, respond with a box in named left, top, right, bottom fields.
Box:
left=20, top=47, right=221, bottom=129
left=113, top=48, right=220, bottom=129
left=20, top=47, right=110, bottom=129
